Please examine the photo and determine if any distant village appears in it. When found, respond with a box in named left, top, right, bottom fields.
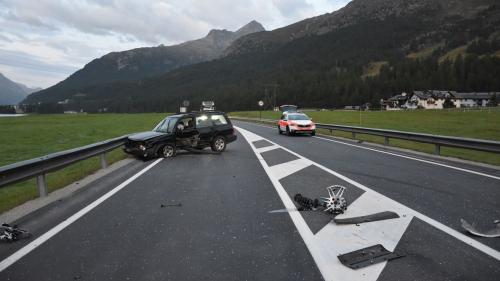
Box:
left=381, top=90, right=498, bottom=110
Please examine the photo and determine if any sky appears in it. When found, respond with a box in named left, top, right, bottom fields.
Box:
left=0, top=0, right=351, bottom=89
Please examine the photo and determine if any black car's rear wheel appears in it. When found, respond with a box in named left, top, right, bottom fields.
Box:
left=211, top=136, right=226, bottom=152
left=161, top=144, right=176, bottom=158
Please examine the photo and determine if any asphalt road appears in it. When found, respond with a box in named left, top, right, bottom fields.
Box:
left=0, top=120, right=499, bottom=281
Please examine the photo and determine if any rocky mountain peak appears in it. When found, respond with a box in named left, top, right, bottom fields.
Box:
left=235, top=20, right=265, bottom=37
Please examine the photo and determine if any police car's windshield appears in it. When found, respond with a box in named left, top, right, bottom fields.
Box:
left=289, top=114, right=309, bottom=120
left=154, top=117, right=178, bottom=133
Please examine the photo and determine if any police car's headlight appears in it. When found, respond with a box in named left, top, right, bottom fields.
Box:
left=139, top=145, right=146, bottom=151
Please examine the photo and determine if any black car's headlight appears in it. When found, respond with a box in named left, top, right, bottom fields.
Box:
left=139, top=145, right=146, bottom=151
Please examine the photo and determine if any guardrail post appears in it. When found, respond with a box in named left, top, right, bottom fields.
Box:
left=329, top=129, right=333, bottom=136
left=352, top=132, right=356, bottom=139
left=37, top=174, right=48, bottom=197
left=435, top=144, right=441, bottom=155
left=100, top=153, right=108, bottom=169
left=384, top=137, right=389, bottom=146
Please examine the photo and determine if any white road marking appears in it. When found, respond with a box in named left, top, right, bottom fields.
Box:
left=256, top=145, right=279, bottom=153
left=269, top=158, right=312, bottom=180
left=236, top=126, right=500, bottom=281
left=237, top=121, right=500, bottom=180
left=0, top=158, right=163, bottom=272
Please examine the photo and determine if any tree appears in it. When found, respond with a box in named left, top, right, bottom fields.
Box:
left=487, top=93, right=498, bottom=107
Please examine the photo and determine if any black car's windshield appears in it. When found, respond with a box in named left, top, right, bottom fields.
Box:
left=154, top=117, right=178, bottom=133
left=289, top=114, right=309, bottom=120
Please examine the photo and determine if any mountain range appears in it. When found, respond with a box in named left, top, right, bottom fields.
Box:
left=24, top=0, right=500, bottom=112
left=0, top=73, right=42, bottom=105
left=25, top=20, right=264, bottom=102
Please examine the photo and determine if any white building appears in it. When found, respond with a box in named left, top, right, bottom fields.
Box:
left=453, top=92, right=497, bottom=108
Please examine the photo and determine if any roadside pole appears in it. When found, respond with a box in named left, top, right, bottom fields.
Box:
left=258, top=100, right=264, bottom=121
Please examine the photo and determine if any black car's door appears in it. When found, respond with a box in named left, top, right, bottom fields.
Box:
left=195, top=115, right=214, bottom=146
left=175, top=117, right=198, bottom=147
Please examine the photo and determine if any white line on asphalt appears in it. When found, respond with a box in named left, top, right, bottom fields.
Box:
left=237, top=121, right=500, bottom=180
left=0, top=158, right=163, bottom=273
left=236, top=126, right=500, bottom=262
left=314, top=136, right=500, bottom=181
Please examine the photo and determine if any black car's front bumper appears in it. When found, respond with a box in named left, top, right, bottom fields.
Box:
left=123, top=146, right=153, bottom=158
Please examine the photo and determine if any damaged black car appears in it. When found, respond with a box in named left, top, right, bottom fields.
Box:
left=124, top=111, right=237, bottom=158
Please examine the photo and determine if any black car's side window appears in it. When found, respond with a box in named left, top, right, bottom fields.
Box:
left=210, top=114, right=228, bottom=126
left=178, top=117, right=195, bottom=130
left=196, top=115, right=211, bottom=128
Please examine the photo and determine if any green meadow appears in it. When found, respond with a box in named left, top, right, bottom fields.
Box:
left=0, top=113, right=167, bottom=214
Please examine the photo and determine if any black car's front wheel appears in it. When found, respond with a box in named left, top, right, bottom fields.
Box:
left=211, top=136, right=226, bottom=152
left=161, top=144, right=176, bottom=158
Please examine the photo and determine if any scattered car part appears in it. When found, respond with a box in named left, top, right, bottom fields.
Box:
left=293, top=185, right=348, bottom=215
left=294, top=194, right=321, bottom=211
left=334, top=211, right=400, bottom=225
left=161, top=203, right=182, bottom=208
left=337, top=244, right=404, bottom=269
left=460, top=219, right=500, bottom=238
left=323, top=185, right=347, bottom=215
left=0, top=223, right=31, bottom=242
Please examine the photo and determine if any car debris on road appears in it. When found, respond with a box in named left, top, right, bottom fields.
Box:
left=0, top=223, right=31, bottom=243
left=293, top=185, right=348, bottom=215
left=337, top=244, right=404, bottom=269
left=334, top=211, right=400, bottom=225
left=460, top=218, right=500, bottom=238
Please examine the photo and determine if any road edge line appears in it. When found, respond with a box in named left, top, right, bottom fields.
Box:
left=0, top=158, right=163, bottom=272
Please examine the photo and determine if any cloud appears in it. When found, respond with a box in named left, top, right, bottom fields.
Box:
left=0, top=0, right=351, bottom=88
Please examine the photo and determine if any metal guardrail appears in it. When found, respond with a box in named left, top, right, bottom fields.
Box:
left=0, top=135, right=128, bottom=197
left=231, top=117, right=500, bottom=155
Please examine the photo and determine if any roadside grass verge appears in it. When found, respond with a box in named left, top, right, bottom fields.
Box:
left=0, top=113, right=167, bottom=214
left=230, top=109, right=500, bottom=166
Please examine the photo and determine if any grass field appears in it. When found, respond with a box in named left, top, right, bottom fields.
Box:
left=230, top=109, right=500, bottom=165
left=0, top=113, right=168, bottom=214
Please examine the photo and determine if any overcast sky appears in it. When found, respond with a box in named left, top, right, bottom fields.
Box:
left=0, top=0, right=350, bottom=88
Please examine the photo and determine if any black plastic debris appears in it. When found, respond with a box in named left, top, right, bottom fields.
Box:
left=161, top=203, right=182, bottom=208
left=0, top=223, right=31, bottom=242
left=294, top=194, right=321, bottom=211
left=461, top=219, right=500, bottom=238
left=334, top=211, right=400, bottom=225
left=338, top=244, right=404, bottom=269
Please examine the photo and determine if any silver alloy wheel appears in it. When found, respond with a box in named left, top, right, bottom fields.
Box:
left=215, top=138, right=225, bottom=151
left=162, top=145, right=174, bottom=157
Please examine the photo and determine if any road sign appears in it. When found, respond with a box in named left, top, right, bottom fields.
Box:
left=183, top=100, right=190, bottom=107
left=258, top=100, right=264, bottom=107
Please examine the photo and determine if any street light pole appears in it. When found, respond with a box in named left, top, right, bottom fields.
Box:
left=258, top=100, right=264, bottom=120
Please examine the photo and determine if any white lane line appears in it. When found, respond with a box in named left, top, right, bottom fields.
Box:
left=314, top=136, right=500, bottom=181
left=0, top=158, right=163, bottom=272
left=237, top=121, right=500, bottom=180
left=236, top=126, right=500, bottom=265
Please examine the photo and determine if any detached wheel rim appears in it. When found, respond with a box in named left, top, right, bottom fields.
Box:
left=215, top=138, right=225, bottom=151
left=163, top=145, right=174, bottom=157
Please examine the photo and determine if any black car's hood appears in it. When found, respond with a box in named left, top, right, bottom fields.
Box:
left=128, top=131, right=168, bottom=141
